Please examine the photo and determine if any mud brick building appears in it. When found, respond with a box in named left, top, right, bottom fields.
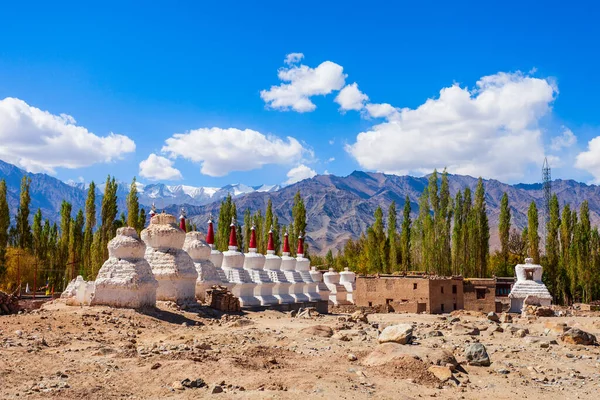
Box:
left=354, top=275, right=464, bottom=314
left=355, top=274, right=501, bottom=314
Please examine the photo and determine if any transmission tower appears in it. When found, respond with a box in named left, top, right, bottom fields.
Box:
left=541, top=157, right=552, bottom=250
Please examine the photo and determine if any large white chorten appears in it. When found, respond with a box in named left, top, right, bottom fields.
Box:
left=243, top=226, right=277, bottom=306
left=295, top=234, right=320, bottom=302
left=280, top=232, right=309, bottom=303
left=141, top=213, right=198, bottom=304
left=508, top=258, right=552, bottom=312
left=183, top=231, right=224, bottom=302
left=92, top=227, right=158, bottom=308
left=264, top=227, right=295, bottom=304
left=310, top=266, right=331, bottom=301
left=221, top=218, right=260, bottom=307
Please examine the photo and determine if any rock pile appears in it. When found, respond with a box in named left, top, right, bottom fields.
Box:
left=0, top=290, right=18, bottom=315
left=205, top=285, right=240, bottom=312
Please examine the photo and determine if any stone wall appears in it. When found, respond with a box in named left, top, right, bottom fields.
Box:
left=428, top=279, right=464, bottom=314
left=355, top=276, right=431, bottom=312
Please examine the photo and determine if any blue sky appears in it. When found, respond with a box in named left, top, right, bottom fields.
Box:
left=1, top=1, right=600, bottom=187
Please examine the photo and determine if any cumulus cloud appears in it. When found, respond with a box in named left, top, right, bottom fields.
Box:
left=284, top=52, right=304, bottom=65
left=285, top=164, right=317, bottom=184
left=260, top=54, right=347, bottom=112
left=139, top=153, right=183, bottom=181
left=0, top=97, right=135, bottom=174
left=575, top=137, right=600, bottom=183
left=550, top=127, right=577, bottom=151
left=162, top=127, right=306, bottom=177
left=345, top=71, right=558, bottom=181
left=335, top=83, right=369, bottom=111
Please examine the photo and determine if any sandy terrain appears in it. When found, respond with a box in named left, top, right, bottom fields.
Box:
left=1, top=302, right=599, bottom=399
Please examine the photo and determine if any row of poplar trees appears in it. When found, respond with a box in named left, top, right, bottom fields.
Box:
left=329, top=170, right=490, bottom=279
left=0, top=176, right=145, bottom=291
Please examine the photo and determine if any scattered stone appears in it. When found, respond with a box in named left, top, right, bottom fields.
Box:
left=211, top=385, right=224, bottom=394
left=172, top=381, right=184, bottom=390
left=425, top=330, right=443, bottom=338
left=497, top=368, right=510, bottom=374
left=465, top=343, right=491, bottom=366
left=151, top=363, right=161, bottom=370
left=428, top=366, right=454, bottom=382
left=378, top=324, right=413, bottom=344
left=452, top=323, right=480, bottom=336
left=561, top=328, right=597, bottom=346
left=348, top=353, right=358, bottom=361
left=487, top=312, right=500, bottom=323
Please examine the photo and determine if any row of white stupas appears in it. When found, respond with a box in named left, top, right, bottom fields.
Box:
left=62, top=208, right=356, bottom=309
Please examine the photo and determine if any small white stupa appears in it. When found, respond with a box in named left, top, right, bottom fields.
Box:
left=183, top=231, right=224, bottom=302
left=243, top=225, right=277, bottom=306
left=263, top=227, right=295, bottom=304
left=221, top=218, right=260, bottom=307
left=141, top=212, right=198, bottom=304
left=508, top=258, right=552, bottom=312
left=323, top=268, right=349, bottom=305
left=205, top=216, right=229, bottom=285
left=339, top=267, right=356, bottom=304
left=310, top=266, right=331, bottom=302
left=280, top=232, right=309, bottom=303
left=295, top=234, right=320, bottom=302
left=92, top=227, right=158, bottom=308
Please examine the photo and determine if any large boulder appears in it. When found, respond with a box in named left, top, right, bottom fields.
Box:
left=452, top=323, right=480, bottom=336
left=363, top=343, right=457, bottom=367
left=428, top=366, right=454, bottom=383
left=378, top=324, right=413, bottom=344
left=300, top=325, right=334, bottom=338
left=465, top=343, right=490, bottom=366
left=560, top=328, right=597, bottom=345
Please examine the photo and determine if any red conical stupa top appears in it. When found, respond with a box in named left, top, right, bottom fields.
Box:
left=149, top=203, right=156, bottom=218
left=267, top=226, right=275, bottom=252
left=179, top=208, right=186, bottom=232
left=206, top=215, right=215, bottom=246
left=249, top=225, right=257, bottom=250
left=229, top=217, right=238, bottom=248
left=297, top=233, right=304, bottom=255
left=283, top=231, right=290, bottom=254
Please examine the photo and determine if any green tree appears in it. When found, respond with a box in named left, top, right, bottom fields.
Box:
left=15, top=176, right=32, bottom=250
left=387, top=201, right=398, bottom=271
left=138, top=208, right=146, bottom=231
left=452, top=191, right=464, bottom=275
left=498, top=192, right=511, bottom=275
left=527, top=201, right=540, bottom=264
left=216, top=194, right=233, bottom=251
left=0, top=180, right=10, bottom=277
left=59, top=200, right=72, bottom=276
left=82, top=182, right=96, bottom=278
left=400, top=195, right=411, bottom=272
left=474, top=178, right=489, bottom=277
left=291, top=191, right=307, bottom=256
left=99, top=176, right=119, bottom=269
left=545, top=194, right=560, bottom=300
left=127, top=177, right=140, bottom=230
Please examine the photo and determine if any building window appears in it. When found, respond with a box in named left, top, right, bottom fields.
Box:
left=441, top=304, right=445, bottom=312
left=453, top=303, right=457, bottom=310
left=441, top=286, right=444, bottom=294
left=452, top=285, right=457, bottom=294
left=476, top=289, right=486, bottom=299
left=368, top=302, right=372, bottom=307
left=386, top=299, right=393, bottom=305
left=413, top=283, right=417, bottom=290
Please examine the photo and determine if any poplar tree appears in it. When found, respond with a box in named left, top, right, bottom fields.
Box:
left=59, top=201, right=72, bottom=274
left=0, top=179, right=10, bottom=277
left=291, top=191, right=307, bottom=255
left=474, top=178, right=489, bottom=277
left=127, top=177, right=140, bottom=230
left=400, top=195, right=411, bottom=272
left=138, top=208, right=146, bottom=231
left=15, top=176, right=32, bottom=250
left=576, top=201, right=591, bottom=302
left=32, top=209, right=43, bottom=259
left=527, top=201, right=540, bottom=264
left=439, top=170, right=452, bottom=275
left=216, top=194, right=233, bottom=251
left=83, top=182, right=96, bottom=277
left=545, top=194, right=560, bottom=298
left=462, top=188, right=473, bottom=277
left=559, top=204, right=573, bottom=304
left=99, top=176, right=119, bottom=264
left=452, top=191, right=464, bottom=275
left=498, top=192, right=511, bottom=275
left=387, top=201, right=398, bottom=271
left=243, top=208, right=251, bottom=252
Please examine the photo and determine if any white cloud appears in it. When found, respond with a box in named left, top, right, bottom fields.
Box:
left=335, top=83, right=369, bottom=111
left=284, top=53, right=304, bottom=65
left=285, top=164, right=317, bottom=184
left=346, top=71, right=558, bottom=181
left=575, top=137, right=600, bottom=183
left=139, top=153, right=183, bottom=181
left=550, top=127, right=577, bottom=151
left=327, top=157, right=335, bottom=162
left=260, top=56, right=347, bottom=112
left=0, top=97, right=135, bottom=174
left=162, top=127, right=306, bottom=177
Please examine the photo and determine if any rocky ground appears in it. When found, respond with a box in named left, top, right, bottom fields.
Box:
left=1, top=302, right=600, bottom=399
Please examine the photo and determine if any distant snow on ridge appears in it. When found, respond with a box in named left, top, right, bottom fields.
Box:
left=65, top=179, right=282, bottom=208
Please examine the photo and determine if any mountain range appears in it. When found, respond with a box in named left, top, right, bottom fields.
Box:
left=2, top=158, right=600, bottom=255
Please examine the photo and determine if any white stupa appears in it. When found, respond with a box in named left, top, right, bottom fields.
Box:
left=263, top=227, right=295, bottom=304
left=280, top=232, right=309, bottom=303
left=141, top=212, right=198, bottom=304
left=339, top=267, right=356, bottom=304
left=310, top=266, right=331, bottom=302
left=295, top=234, right=320, bottom=302
left=508, top=258, right=552, bottom=312
left=323, top=268, right=349, bottom=305
left=92, top=227, right=158, bottom=308
left=243, top=225, right=277, bottom=306
left=221, top=218, right=260, bottom=307
left=183, top=231, right=225, bottom=302
left=204, top=216, right=230, bottom=287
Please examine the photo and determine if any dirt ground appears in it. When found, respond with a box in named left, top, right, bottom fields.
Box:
left=1, top=301, right=599, bottom=399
